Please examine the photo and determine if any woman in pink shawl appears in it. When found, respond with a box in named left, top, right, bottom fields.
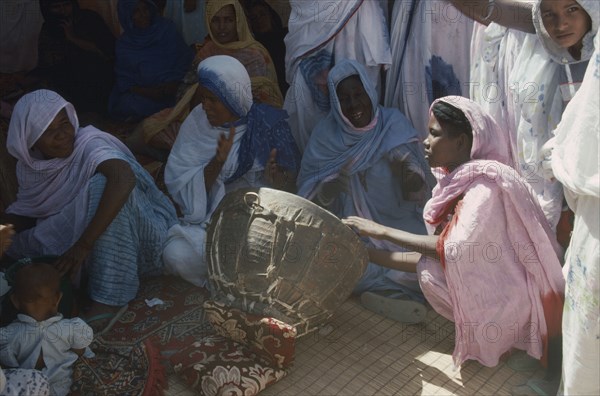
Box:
left=343, top=96, right=565, bottom=370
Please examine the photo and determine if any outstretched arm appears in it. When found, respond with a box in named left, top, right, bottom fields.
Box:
left=368, top=248, right=423, bottom=273
left=447, top=0, right=535, bottom=33
left=342, top=216, right=440, bottom=260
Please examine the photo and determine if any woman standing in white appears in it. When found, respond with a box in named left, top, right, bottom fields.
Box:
left=547, top=30, right=600, bottom=395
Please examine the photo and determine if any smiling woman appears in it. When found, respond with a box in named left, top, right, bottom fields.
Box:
left=336, top=75, right=373, bottom=129
left=2, top=90, right=177, bottom=332
left=32, top=109, right=75, bottom=159
left=298, top=59, right=435, bottom=324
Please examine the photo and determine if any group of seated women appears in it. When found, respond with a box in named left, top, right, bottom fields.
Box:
left=2, top=1, right=596, bottom=394
left=2, top=50, right=568, bottom=377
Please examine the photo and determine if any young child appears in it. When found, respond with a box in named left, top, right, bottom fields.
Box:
left=0, top=262, right=93, bottom=396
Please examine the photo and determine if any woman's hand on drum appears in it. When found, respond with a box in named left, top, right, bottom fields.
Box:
left=342, top=216, right=387, bottom=240
left=55, top=240, right=93, bottom=280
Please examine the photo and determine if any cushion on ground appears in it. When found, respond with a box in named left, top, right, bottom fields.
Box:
left=170, top=334, right=288, bottom=396
left=204, top=299, right=297, bottom=369
left=169, top=300, right=297, bottom=395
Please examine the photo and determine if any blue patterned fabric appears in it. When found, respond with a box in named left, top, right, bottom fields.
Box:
left=1, top=368, right=50, bottom=396
left=85, top=152, right=177, bottom=306
left=425, top=55, right=462, bottom=104
left=197, top=55, right=300, bottom=185
left=299, top=49, right=334, bottom=112
left=226, top=104, right=300, bottom=183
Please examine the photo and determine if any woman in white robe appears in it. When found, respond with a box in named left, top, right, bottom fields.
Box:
left=163, top=55, right=300, bottom=287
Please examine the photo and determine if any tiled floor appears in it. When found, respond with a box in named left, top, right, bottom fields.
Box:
left=165, top=296, right=544, bottom=395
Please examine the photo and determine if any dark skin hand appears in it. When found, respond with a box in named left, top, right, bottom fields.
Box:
left=0, top=224, right=15, bottom=255
left=389, top=157, right=424, bottom=197
left=204, top=126, right=235, bottom=192
left=316, top=161, right=352, bottom=207
left=54, top=159, right=136, bottom=279
left=264, top=148, right=297, bottom=193
left=149, top=120, right=181, bottom=150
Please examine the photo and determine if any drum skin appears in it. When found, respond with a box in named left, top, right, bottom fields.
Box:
left=206, top=187, right=368, bottom=336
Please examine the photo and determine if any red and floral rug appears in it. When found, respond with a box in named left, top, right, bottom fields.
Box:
left=99, top=276, right=212, bottom=350
left=71, top=276, right=211, bottom=395
left=71, top=276, right=295, bottom=396
left=71, top=338, right=165, bottom=396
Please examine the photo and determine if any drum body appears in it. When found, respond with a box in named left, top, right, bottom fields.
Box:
left=206, top=187, right=368, bottom=336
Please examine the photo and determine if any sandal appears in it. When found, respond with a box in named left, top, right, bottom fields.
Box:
left=84, top=304, right=129, bottom=338
left=361, top=291, right=427, bottom=324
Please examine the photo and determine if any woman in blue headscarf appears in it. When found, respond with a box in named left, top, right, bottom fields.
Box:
left=108, top=0, right=193, bottom=121
left=163, top=55, right=300, bottom=287
left=298, top=59, right=435, bottom=323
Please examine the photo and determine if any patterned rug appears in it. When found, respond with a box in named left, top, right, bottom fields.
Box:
left=70, top=276, right=293, bottom=395
left=99, top=276, right=212, bottom=349
left=71, top=339, right=165, bottom=396
left=71, top=276, right=213, bottom=395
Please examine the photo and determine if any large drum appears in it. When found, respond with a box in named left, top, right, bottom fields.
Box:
left=206, top=188, right=368, bottom=336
